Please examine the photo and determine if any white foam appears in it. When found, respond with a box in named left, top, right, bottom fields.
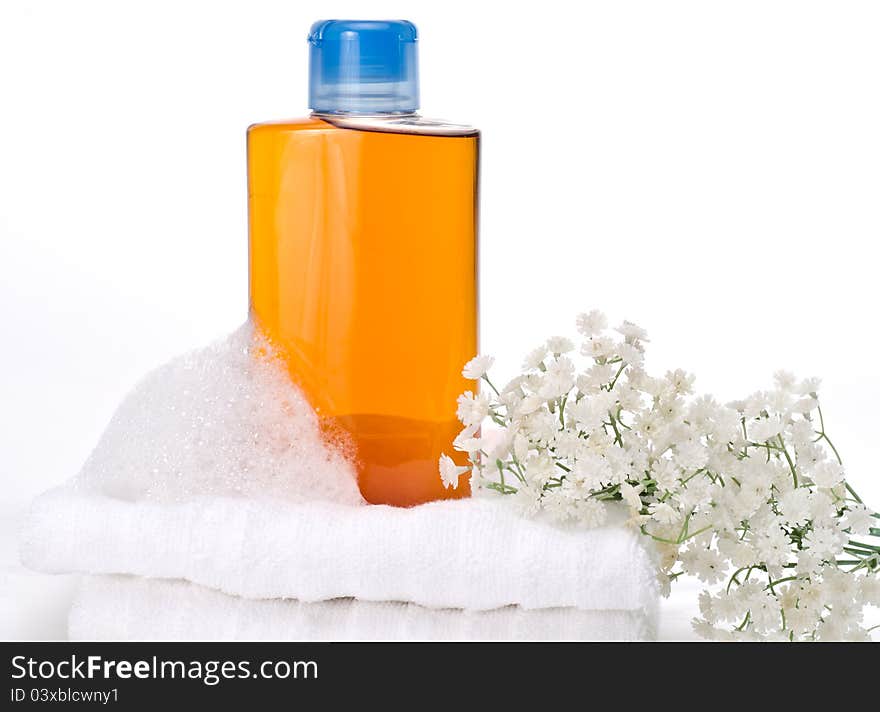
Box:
left=74, top=322, right=362, bottom=506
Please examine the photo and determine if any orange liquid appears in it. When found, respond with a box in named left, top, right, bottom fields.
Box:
left=247, top=116, right=478, bottom=506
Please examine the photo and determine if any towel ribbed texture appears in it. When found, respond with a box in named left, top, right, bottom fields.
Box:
left=23, top=488, right=658, bottom=615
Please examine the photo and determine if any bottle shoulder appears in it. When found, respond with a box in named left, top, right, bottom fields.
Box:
left=247, top=114, right=478, bottom=139
left=321, top=114, right=478, bottom=138
left=247, top=117, right=332, bottom=135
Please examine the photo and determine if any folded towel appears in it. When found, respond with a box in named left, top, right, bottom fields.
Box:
left=21, top=325, right=660, bottom=640
left=70, top=575, right=656, bottom=642
left=23, top=487, right=658, bottom=614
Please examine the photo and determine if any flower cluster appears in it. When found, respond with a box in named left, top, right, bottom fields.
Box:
left=440, top=311, right=880, bottom=641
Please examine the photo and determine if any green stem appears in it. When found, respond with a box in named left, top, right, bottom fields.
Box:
left=680, top=468, right=707, bottom=486
left=776, top=435, right=798, bottom=488
left=483, top=375, right=501, bottom=397
left=609, top=414, right=624, bottom=447
left=735, top=611, right=751, bottom=632
left=845, top=483, right=863, bottom=504
left=680, top=525, right=713, bottom=543
left=639, top=525, right=680, bottom=546
left=485, top=481, right=517, bottom=495
left=815, top=404, right=861, bottom=503
left=607, top=362, right=627, bottom=391
left=509, top=454, right=527, bottom=485
left=765, top=575, right=800, bottom=591
left=727, top=567, right=749, bottom=593
left=497, top=459, right=506, bottom=492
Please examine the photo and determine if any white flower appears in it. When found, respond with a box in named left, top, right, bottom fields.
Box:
left=752, top=526, right=790, bottom=568
left=687, top=395, right=718, bottom=425
left=796, top=377, right=821, bottom=397
left=739, top=392, right=768, bottom=420
left=511, top=484, right=542, bottom=517
left=785, top=606, right=818, bottom=638
left=501, top=375, right=525, bottom=395
left=815, top=614, right=850, bottom=642
left=674, top=439, right=709, bottom=471
left=680, top=546, right=726, bottom=585
left=804, top=524, right=846, bottom=559
left=616, top=342, right=644, bottom=367
left=453, top=424, right=483, bottom=454
left=522, top=453, right=557, bottom=487
left=651, top=459, right=680, bottom=492
left=665, top=369, right=694, bottom=396
left=572, top=451, right=613, bottom=491
left=860, top=576, right=880, bottom=606
left=515, top=394, right=544, bottom=417
left=615, top=320, right=649, bottom=342
left=793, top=551, right=823, bottom=577
left=576, top=310, right=607, bottom=337
left=808, top=489, right=836, bottom=522
left=691, top=618, right=717, bottom=640
left=794, top=580, right=826, bottom=617
left=792, top=396, right=818, bottom=414
left=462, top=354, right=495, bottom=380
left=552, top=430, right=581, bottom=459
left=778, top=488, right=812, bottom=525
left=581, top=336, right=615, bottom=361
left=546, top=336, right=574, bottom=355
left=816, top=608, right=851, bottom=642
left=454, top=436, right=484, bottom=454
left=789, top=419, right=816, bottom=451
left=842, top=504, right=875, bottom=536
left=569, top=395, right=608, bottom=432
left=618, top=482, right=644, bottom=512
left=579, top=363, right=614, bottom=391
left=750, top=415, right=784, bottom=442
left=810, top=461, right=844, bottom=489
left=716, top=537, right=757, bottom=569
left=483, top=427, right=514, bottom=461
left=709, top=407, right=742, bottom=443
left=539, top=356, right=575, bottom=399
left=438, top=454, right=468, bottom=490
left=773, top=370, right=797, bottom=393
left=456, top=391, right=489, bottom=427
left=747, top=591, right=781, bottom=634
left=699, top=590, right=717, bottom=624
left=767, top=388, right=795, bottom=415
left=522, top=410, right=559, bottom=445
left=521, top=346, right=547, bottom=371
left=448, top=309, right=879, bottom=642
left=823, top=567, right=858, bottom=601
left=648, top=501, right=679, bottom=525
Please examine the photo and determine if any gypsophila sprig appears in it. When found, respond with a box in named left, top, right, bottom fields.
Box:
left=440, top=312, right=880, bottom=641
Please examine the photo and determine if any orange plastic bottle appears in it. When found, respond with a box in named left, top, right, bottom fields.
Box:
left=247, top=21, right=478, bottom=506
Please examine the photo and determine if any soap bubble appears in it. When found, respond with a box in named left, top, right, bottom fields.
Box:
left=74, top=321, right=363, bottom=505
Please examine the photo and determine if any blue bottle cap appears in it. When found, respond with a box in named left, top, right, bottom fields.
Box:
left=308, top=20, right=419, bottom=114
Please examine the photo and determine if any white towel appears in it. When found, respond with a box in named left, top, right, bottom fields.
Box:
left=20, top=326, right=660, bottom=640
left=70, top=575, right=656, bottom=642
left=22, top=487, right=658, bottom=615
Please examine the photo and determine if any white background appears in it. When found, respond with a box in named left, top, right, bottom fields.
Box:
left=2, top=0, right=879, bottom=640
